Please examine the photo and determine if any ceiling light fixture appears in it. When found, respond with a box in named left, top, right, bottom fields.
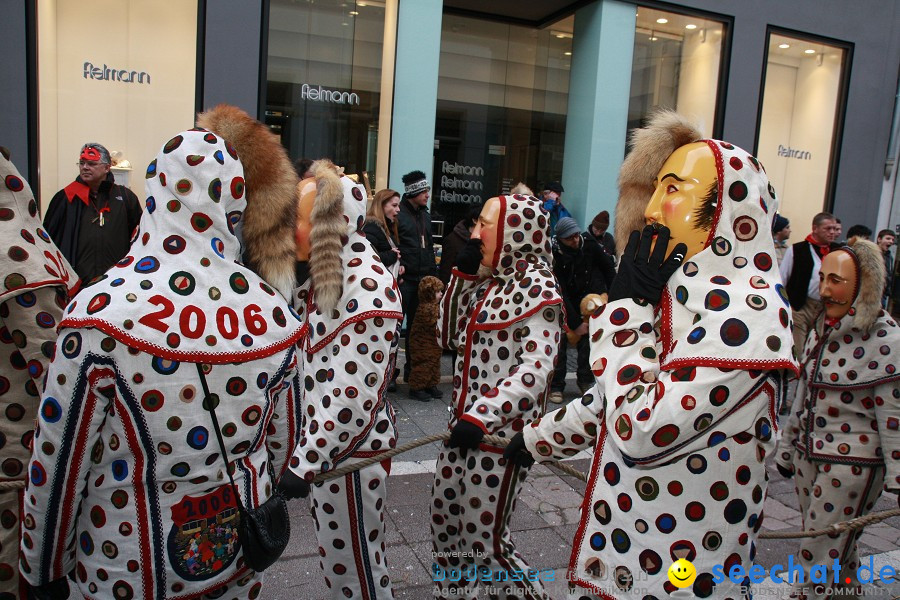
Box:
left=564, top=51, right=572, bottom=56
left=656, top=18, right=668, bottom=24
left=778, top=43, right=790, bottom=49
left=804, top=48, right=815, bottom=54
left=685, top=24, right=697, bottom=30
left=349, top=10, right=358, bottom=15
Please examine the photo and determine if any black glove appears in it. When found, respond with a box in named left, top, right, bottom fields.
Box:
left=502, top=432, right=535, bottom=468
left=608, top=225, right=688, bottom=304
left=277, top=469, right=311, bottom=500
left=449, top=420, right=485, bottom=450
left=776, top=464, right=794, bottom=479
left=28, top=577, right=70, bottom=600
left=455, top=238, right=484, bottom=275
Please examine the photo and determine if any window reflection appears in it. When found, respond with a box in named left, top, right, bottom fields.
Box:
left=434, top=14, right=573, bottom=228
left=265, top=0, right=386, bottom=186
left=757, top=32, right=847, bottom=232
left=628, top=7, right=725, bottom=140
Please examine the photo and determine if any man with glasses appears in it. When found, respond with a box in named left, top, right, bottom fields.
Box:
left=44, top=143, right=142, bottom=283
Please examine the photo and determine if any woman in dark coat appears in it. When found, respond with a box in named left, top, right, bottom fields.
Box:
left=364, top=188, right=404, bottom=390
left=364, top=188, right=403, bottom=281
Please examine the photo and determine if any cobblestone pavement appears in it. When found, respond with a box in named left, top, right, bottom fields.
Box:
left=263, top=349, right=900, bottom=599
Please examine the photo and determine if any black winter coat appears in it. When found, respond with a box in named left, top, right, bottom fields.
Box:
left=552, top=233, right=616, bottom=329
left=363, top=219, right=399, bottom=268
left=439, top=219, right=471, bottom=285
left=396, top=198, right=437, bottom=283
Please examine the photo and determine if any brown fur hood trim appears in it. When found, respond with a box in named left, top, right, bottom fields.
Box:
left=845, top=237, right=885, bottom=332
left=418, top=275, right=444, bottom=304
left=615, top=110, right=702, bottom=254
left=196, top=104, right=298, bottom=299
left=308, top=160, right=345, bottom=313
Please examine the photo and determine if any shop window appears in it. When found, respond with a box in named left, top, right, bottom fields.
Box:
left=265, top=0, right=386, bottom=191
left=756, top=31, right=849, bottom=233
left=37, top=0, right=198, bottom=211
left=628, top=6, right=726, bottom=140
left=434, top=14, right=573, bottom=228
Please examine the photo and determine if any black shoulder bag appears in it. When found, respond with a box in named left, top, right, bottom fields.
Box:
left=196, top=363, right=291, bottom=573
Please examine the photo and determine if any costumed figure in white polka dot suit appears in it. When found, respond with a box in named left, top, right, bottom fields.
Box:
left=432, top=194, right=563, bottom=600
left=20, top=109, right=303, bottom=600
left=0, top=149, right=77, bottom=599
left=505, top=111, right=799, bottom=600
left=278, top=160, right=403, bottom=599
left=776, top=237, right=900, bottom=600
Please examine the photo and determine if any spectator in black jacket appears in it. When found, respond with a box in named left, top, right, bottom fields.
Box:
left=586, top=210, right=617, bottom=258
left=397, top=170, right=438, bottom=382
left=549, top=217, right=615, bottom=404
left=439, top=204, right=481, bottom=285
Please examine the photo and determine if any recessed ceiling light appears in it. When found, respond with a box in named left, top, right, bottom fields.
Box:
left=656, top=18, right=668, bottom=24
left=649, top=36, right=658, bottom=41
left=564, top=51, right=572, bottom=56
left=349, top=10, right=358, bottom=15
left=778, top=43, right=790, bottom=49
left=556, top=34, right=566, bottom=38
left=804, top=49, right=816, bottom=54
left=685, top=24, right=697, bottom=30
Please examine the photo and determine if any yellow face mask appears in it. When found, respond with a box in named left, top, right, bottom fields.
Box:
left=645, top=142, right=718, bottom=260
left=472, top=197, right=502, bottom=267
left=295, top=178, right=316, bottom=261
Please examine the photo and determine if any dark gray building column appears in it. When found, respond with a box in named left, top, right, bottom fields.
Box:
left=200, top=0, right=264, bottom=117
left=1, top=2, right=34, bottom=182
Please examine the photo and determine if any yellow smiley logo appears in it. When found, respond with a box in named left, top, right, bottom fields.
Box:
left=667, top=559, right=697, bottom=588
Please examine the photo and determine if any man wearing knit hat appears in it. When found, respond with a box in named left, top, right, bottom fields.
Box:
left=549, top=216, right=615, bottom=403
left=587, top=210, right=617, bottom=258
left=396, top=170, right=438, bottom=387
left=771, top=213, right=791, bottom=264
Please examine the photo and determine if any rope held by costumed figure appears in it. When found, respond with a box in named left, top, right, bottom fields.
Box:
left=310, top=431, right=587, bottom=482
left=308, top=432, right=900, bottom=540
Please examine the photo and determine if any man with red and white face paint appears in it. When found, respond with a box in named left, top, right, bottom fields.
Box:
left=776, top=238, right=900, bottom=600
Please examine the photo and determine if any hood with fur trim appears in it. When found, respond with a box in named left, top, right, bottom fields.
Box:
left=656, top=138, right=796, bottom=374
left=615, top=110, right=702, bottom=255
left=294, top=161, right=402, bottom=353
left=196, top=104, right=298, bottom=300
left=841, top=237, right=887, bottom=333
left=802, top=238, right=899, bottom=389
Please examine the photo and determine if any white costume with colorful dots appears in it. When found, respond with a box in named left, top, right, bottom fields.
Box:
left=20, top=130, right=303, bottom=599
left=525, top=141, right=797, bottom=600
left=776, top=308, right=900, bottom=598
left=290, top=174, right=403, bottom=599
left=0, top=153, right=76, bottom=599
left=432, top=194, right=562, bottom=600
